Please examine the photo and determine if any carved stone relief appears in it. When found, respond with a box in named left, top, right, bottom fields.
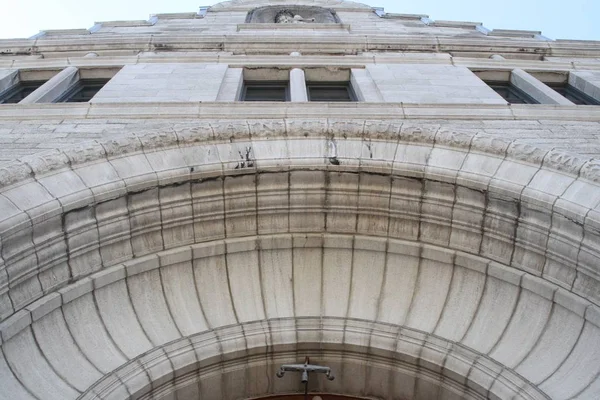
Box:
left=245, top=5, right=340, bottom=24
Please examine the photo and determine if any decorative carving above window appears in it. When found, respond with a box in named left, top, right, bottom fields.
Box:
left=245, top=5, right=341, bottom=24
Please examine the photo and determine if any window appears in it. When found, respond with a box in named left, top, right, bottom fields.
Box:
left=237, top=68, right=359, bottom=102
left=0, top=80, right=47, bottom=104
left=241, top=81, right=289, bottom=101
left=546, top=83, right=600, bottom=105
left=55, top=78, right=110, bottom=103
left=486, top=81, right=538, bottom=104
left=307, top=82, right=355, bottom=102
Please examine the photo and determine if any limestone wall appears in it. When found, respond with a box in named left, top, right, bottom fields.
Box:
left=366, top=64, right=507, bottom=104
left=92, top=64, right=229, bottom=102
left=2, top=110, right=600, bottom=165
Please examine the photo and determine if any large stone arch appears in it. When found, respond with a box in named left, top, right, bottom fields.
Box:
left=1, top=119, right=600, bottom=399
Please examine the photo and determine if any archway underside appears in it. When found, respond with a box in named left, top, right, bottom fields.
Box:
left=1, top=126, right=600, bottom=399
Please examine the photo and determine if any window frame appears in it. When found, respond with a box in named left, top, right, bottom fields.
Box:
left=485, top=80, right=539, bottom=104
left=306, top=81, right=357, bottom=102
left=54, top=78, right=111, bottom=103
left=241, top=81, right=291, bottom=102
left=0, top=80, right=47, bottom=104
left=546, top=83, right=600, bottom=105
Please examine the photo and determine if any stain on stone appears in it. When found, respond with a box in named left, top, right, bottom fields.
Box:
left=235, top=146, right=255, bottom=169
left=366, top=141, right=373, bottom=159
left=152, top=43, right=174, bottom=51
left=327, top=138, right=340, bottom=165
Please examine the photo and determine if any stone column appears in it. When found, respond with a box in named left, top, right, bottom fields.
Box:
left=20, top=66, right=79, bottom=104
left=511, top=68, right=574, bottom=105
left=569, top=71, right=600, bottom=102
left=290, top=68, right=308, bottom=102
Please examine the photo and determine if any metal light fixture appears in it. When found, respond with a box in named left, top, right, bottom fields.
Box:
left=276, top=357, right=334, bottom=400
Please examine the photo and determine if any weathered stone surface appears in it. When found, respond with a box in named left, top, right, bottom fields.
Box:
left=1, top=0, right=600, bottom=399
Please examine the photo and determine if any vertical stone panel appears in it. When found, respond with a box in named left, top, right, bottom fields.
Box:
left=92, top=64, right=229, bottom=102
left=367, top=64, right=506, bottom=104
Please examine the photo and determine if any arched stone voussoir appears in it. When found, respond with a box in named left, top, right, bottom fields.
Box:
left=5, top=237, right=585, bottom=400
left=1, top=122, right=600, bottom=322
left=80, top=319, right=549, bottom=400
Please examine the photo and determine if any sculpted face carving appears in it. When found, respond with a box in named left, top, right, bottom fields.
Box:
left=274, top=9, right=315, bottom=24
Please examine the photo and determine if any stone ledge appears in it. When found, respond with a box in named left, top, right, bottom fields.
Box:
left=0, top=103, right=599, bottom=122
left=3, top=53, right=597, bottom=72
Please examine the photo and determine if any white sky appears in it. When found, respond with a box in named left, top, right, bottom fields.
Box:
left=0, top=0, right=598, bottom=40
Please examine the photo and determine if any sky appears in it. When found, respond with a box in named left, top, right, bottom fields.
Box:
left=0, top=0, right=598, bottom=41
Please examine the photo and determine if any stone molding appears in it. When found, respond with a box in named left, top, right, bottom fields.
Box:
left=0, top=119, right=598, bottom=185
left=0, top=103, right=599, bottom=123
left=0, top=121, right=599, bottom=320
left=2, top=54, right=600, bottom=72
left=3, top=35, right=600, bottom=59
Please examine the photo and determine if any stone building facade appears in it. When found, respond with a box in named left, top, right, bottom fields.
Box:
left=1, top=0, right=600, bottom=399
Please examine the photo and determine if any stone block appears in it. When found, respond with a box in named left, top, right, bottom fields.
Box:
left=74, top=161, right=126, bottom=203
left=93, top=264, right=126, bottom=289
left=58, top=277, right=93, bottom=304
left=191, top=178, right=225, bottom=242
left=256, top=172, right=289, bottom=234
left=129, top=188, right=164, bottom=257
left=159, top=184, right=195, bottom=249
left=368, top=64, right=506, bottom=104
left=25, top=292, right=61, bottom=321
left=94, top=63, right=228, bottom=103
left=94, top=279, right=153, bottom=358
left=37, top=170, right=93, bottom=212
left=64, top=206, right=102, bottom=278
left=127, top=269, right=181, bottom=345
left=0, top=309, right=31, bottom=342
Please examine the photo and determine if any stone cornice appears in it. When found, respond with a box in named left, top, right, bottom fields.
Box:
left=1, top=52, right=600, bottom=72
left=0, top=117, right=598, bottom=188
left=2, top=34, right=600, bottom=58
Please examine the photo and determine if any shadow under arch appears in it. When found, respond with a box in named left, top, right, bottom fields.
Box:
left=1, top=119, right=600, bottom=399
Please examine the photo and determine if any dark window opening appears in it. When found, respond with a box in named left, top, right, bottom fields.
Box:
left=486, top=81, right=538, bottom=104
left=0, top=80, right=47, bottom=104
left=242, top=82, right=289, bottom=101
left=55, top=78, right=110, bottom=103
left=546, top=83, right=600, bottom=105
left=307, top=82, right=355, bottom=102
